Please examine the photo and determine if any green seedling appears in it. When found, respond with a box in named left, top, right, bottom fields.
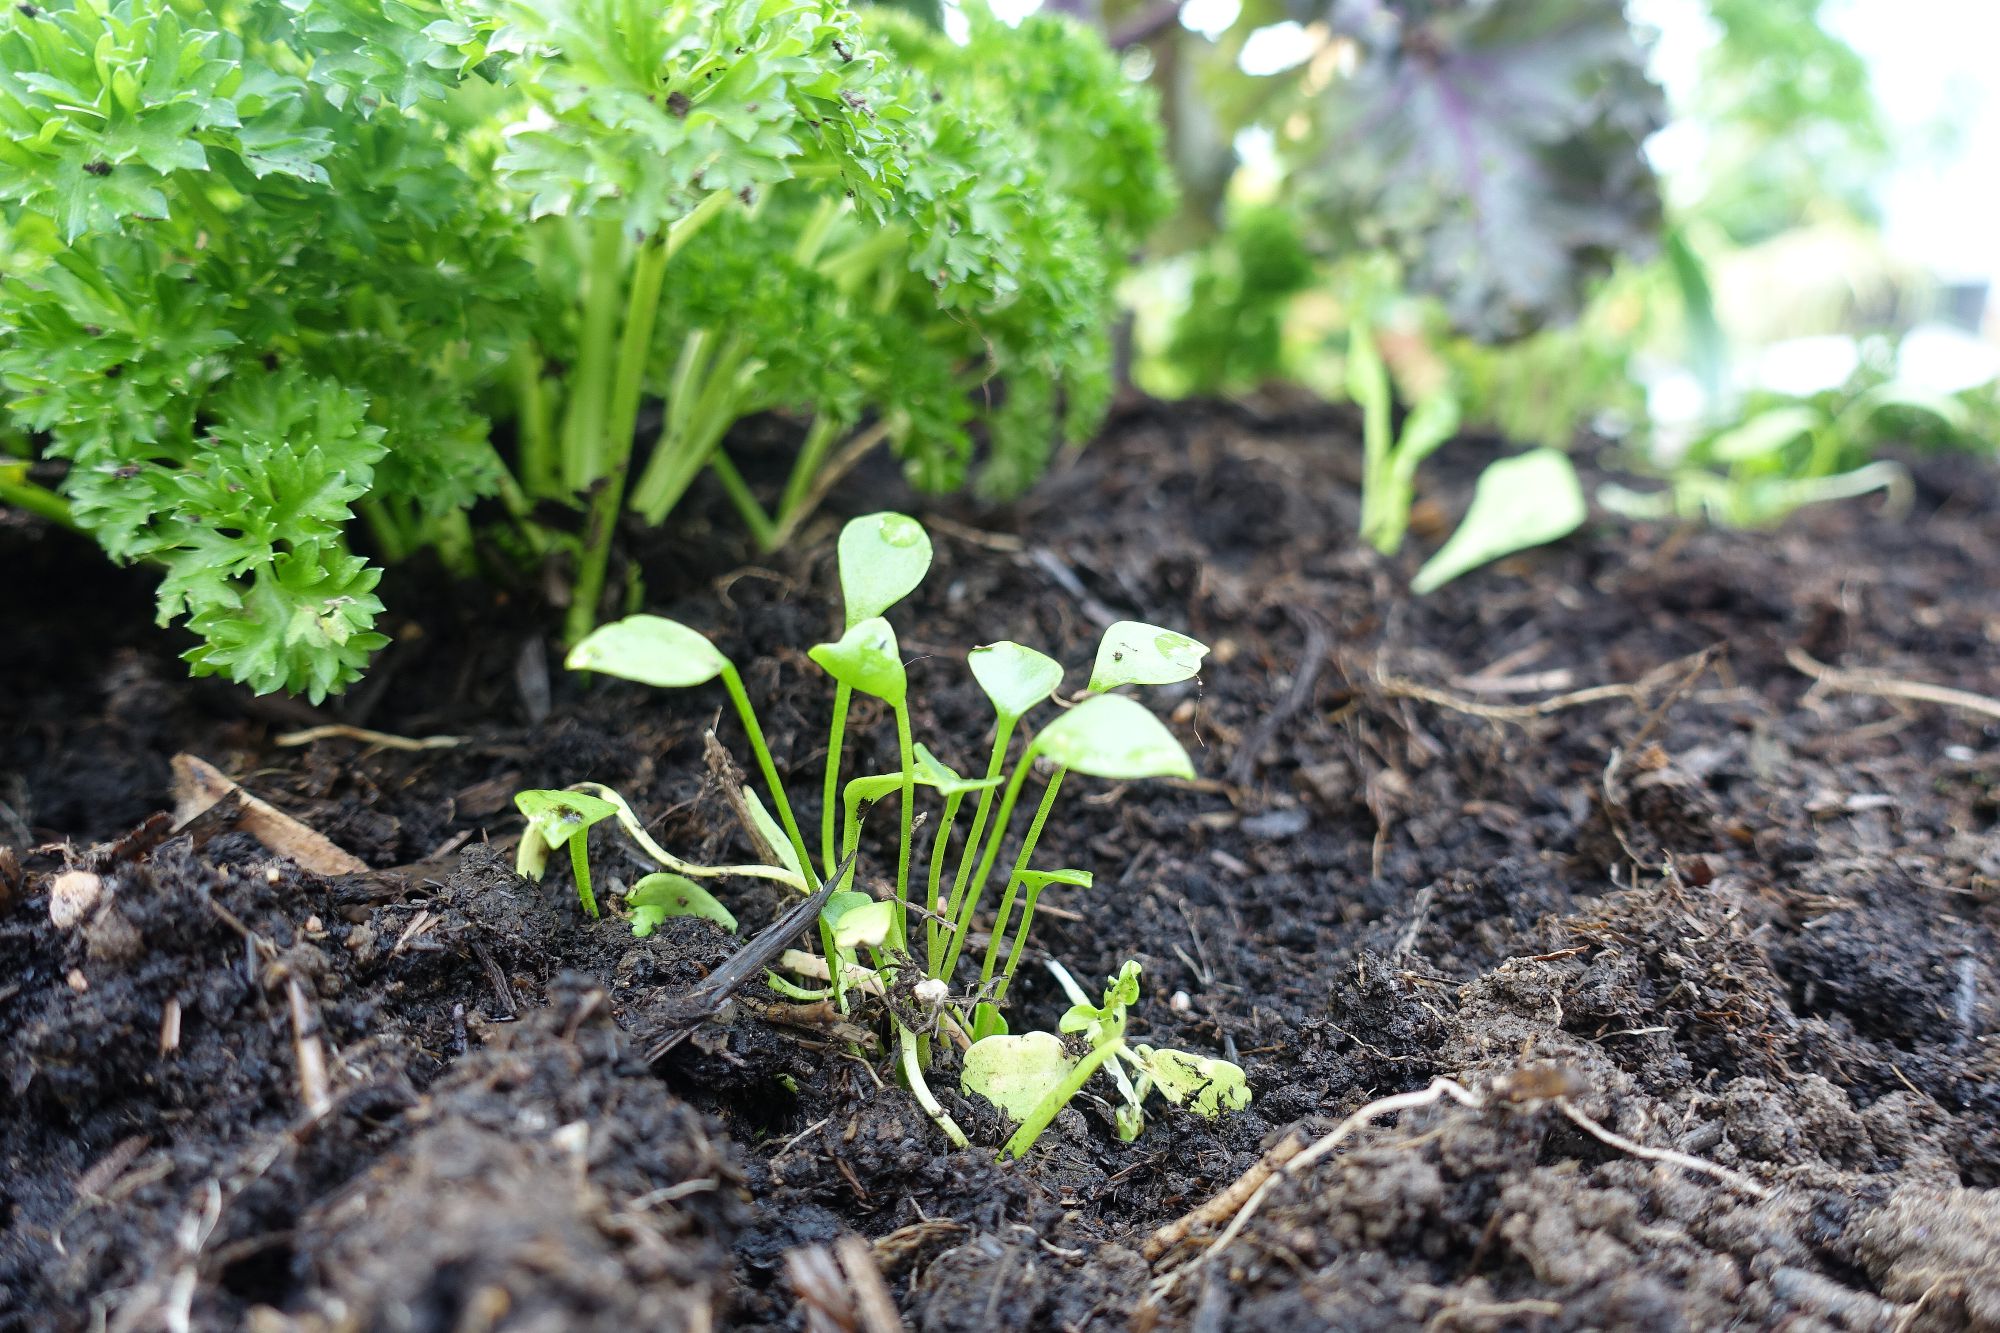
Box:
left=1598, top=386, right=1938, bottom=529
left=514, top=789, right=618, bottom=918
left=1347, top=325, right=1586, bottom=590
left=961, top=960, right=1250, bottom=1158
left=1412, top=448, right=1588, bottom=594
left=1351, top=321, right=1464, bottom=557
left=551, top=510, right=1238, bottom=1153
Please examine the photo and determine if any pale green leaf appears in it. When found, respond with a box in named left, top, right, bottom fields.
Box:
left=567, top=615, right=730, bottom=688
left=1017, top=868, right=1092, bottom=893
left=628, top=872, right=738, bottom=934
left=826, top=894, right=895, bottom=950
left=1031, top=695, right=1193, bottom=781
left=514, top=788, right=617, bottom=850
left=742, top=787, right=802, bottom=878
left=1412, top=450, right=1586, bottom=596
left=961, top=1031, right=1074, bottom=1121
left=1088, top=621, right=1209, bottom=693
left=838, top=511, right=932, bottom=627
left=1706, top=407, right=1820, bottom=463
left=1059, top=959, right=1140, bottom=1047
left=968, top=641, right=1063, bottom=720
left=808, top=616, right=906, bottom=706
left=912, top=743, right=1001, bottom=796
left=1135, top=1046, right=1251, bottom=1117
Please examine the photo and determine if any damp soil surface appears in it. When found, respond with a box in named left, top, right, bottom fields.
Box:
left=5, top=403, right=2000, bottom=1332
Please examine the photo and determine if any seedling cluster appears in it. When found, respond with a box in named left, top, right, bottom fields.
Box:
left=514, top=511, right=1248, bottom=1154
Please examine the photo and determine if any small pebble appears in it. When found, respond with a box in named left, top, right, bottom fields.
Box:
left=66, top=968, right=88, bottom=993
left=48, top=869, right=103, bottom=929
left=1241, top=808, right=1310, bottom=840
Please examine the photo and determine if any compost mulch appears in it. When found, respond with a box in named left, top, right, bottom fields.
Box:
left=6, top=401, right=1999, bottom=1331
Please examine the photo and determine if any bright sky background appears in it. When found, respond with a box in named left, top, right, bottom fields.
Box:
left=1633, top=0, right=2000, bottom=285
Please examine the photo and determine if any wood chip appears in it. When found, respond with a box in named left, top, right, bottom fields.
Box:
left=169, top=754, right=368, bottom=876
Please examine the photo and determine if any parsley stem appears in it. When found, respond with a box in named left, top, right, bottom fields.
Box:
left=773, top=414, right=840, bottom=540
left=707, top=449, right=778, bottom=547
left=511, top=343, right=557, bottom=498
left=564, top=227, right=671, bottom=645
left=0, top=472, right=77, bottom=530
left=562, top=219, right=626, bottom=492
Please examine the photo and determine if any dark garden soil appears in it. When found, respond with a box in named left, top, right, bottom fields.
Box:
left=6, top=403, right=2000, bottom=1332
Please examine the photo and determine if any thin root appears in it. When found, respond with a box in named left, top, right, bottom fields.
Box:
left=1787, top=646, right=2000, bottom=723
left=274, top=724, right=466, bottom=751
left=1556, top=1098, right=1769, bottom=1199
left=1375, top=646, right=1721, bottom=727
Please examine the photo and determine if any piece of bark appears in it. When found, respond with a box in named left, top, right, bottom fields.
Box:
left=170, top=753, right=369, bottom=876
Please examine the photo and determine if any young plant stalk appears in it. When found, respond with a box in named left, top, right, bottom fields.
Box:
left=942, top=742, right=1035, bottom=982
left=938, top=716, right=1022, bottom=980
left=822, top=683, right=852, bottom=874
left=977, top=768, right=1066, bottom=998
left=569, top=833, right=598, bottom=919
left=892, top=701, right=916, bottom=938
left=1002, top=1039, right=1118, bottom=1160
left=718, top=663, right=817, bottom=887
left=900, top=1024, right=970, bottom=1150
left=923, top=790, right=968, bottom=972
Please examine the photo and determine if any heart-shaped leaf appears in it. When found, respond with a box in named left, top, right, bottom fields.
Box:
left=567, top=615, right=730, bottom=688
left=515, top=788, right=617, bottom=850
left=1412, top=450, right=1586, bottom=595
left=628, top=873, right=738, bottom=935
left=969, top=641, right=1063, bottom=720
left=961, top=1031, right=1074, bottom=1121
left=1135, top=1045, right=1251, bottom=1117
left=838, top=512, right=932, bottom=628
left=513, top=788, right=618, bottom=882
left=1031, top=695, right=1194, bottom=781
left=809, top=617, right=906, bottom=706
left=1088, top=622, right=1209, bottom=693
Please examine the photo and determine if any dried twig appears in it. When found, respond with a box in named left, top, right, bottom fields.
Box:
left=284, top=976, right=332, bottom=1121
left=1151, top=1065, right=1769, bottom=1302
left=1152, top=1077, right=1484, bottom=1297
left=1374, top=647, right=1721, bottom=728
left=1142, top=1129, right=1304, bottom=1260
left=788, top=1235, right=906, bottom=1333
left=836, top=1235, right=905, bottom=1333
left=274, top=724, right=466, bottom=751
left=1787, top=646, right=2000, bottom=723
